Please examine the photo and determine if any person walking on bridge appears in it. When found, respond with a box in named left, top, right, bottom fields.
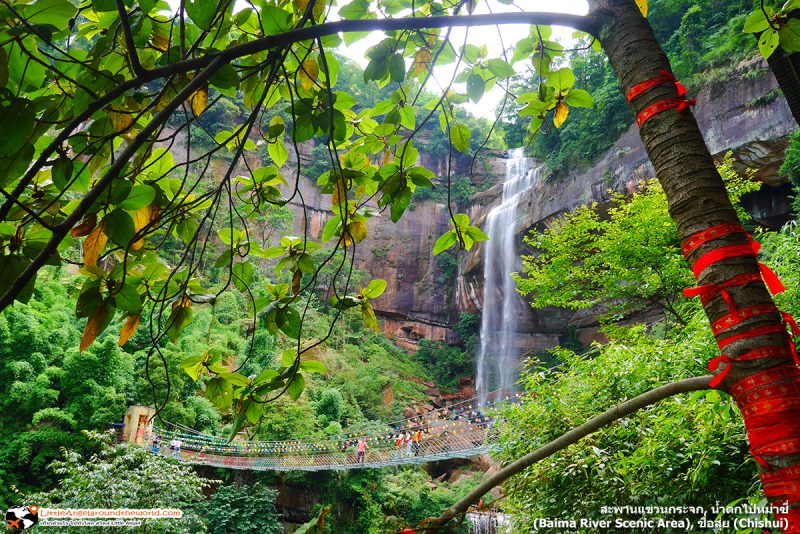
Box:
left=356, top=437, right=368, bottom=464
left=404, top=431, right=413, bottom=457
left=395, top=433, right=404, bottom=460
left=412, top=429, right=422, bottom=456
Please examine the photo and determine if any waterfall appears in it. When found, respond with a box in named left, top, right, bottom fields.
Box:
left=476, top=148, right=542, bottom=405
left=467, top=511, right=511, bottom=534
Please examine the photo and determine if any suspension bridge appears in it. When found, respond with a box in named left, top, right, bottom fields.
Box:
left=138, top=389, right=523, bottom=472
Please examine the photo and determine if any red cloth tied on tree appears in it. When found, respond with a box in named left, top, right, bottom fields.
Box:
left=731, top=367, right=800, bottom=468
left=683, top=223, right=785, bottom=299
left=707, top=346, right=794, bottom=389
left=682, top=272, right=763, bottom=314
left=625, top=69, right=696, bottom=127
left=681, top=223, right=747, bottom=257
left=711, top=304, right=780, bottom=336
left=761, top=465, right=800, bottom=533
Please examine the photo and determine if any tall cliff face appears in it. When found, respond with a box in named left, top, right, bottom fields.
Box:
left=281, top=59, right=795, bottom=352
left=282, top=150, right=506, bottom=351
left=459, top=59, right=795, bottom=349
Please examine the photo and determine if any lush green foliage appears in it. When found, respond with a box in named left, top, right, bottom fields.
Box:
left=413, top=313, right=480, bottom=389
left=198, top=482, right=282, bottom=534
left=779, top=129, right=800, bottom=217
left=514, top=154, right=762, bottom=323
left=499, top=0, right=757, bottom=178
left=26, top=431, right=211, bottom=533
left=495, top=319, right=756, bottom=532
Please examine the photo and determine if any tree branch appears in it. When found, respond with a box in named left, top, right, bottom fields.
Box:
left=427, top=375, right=713, bottom=529
left=1, top=11, right=592, bottom=222
left=115, top=0, right=144, bottom=77
left=0, top=56, right=227, bottom=312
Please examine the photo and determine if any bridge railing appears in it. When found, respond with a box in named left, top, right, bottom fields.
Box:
left=148, top=426, right=498, bottom=471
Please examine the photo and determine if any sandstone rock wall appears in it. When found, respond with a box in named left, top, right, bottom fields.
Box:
left=459, top=59, right=796, bottom=349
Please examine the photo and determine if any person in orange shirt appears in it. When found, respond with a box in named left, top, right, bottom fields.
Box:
left=395, top=433, right=404, bottom=460
left=412, top=429, right=422, bottom=456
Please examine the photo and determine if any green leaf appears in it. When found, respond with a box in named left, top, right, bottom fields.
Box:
left=486, top=58, right=515, bottom=79
left=548, top=68, right=575, bottom=93
left=449, top=123, right=471, bottom=153
left=254, top=368, right=279, bottom=385
left=166, top=300, right=193, bottom=343
left=104, top=209, right=135, bottom=247
left=400, top=141, right=418, bottom=168
left=390, top=188, right=411, bottom=222
left=0, top=255, right=37, bottom=304
left=260, top=5, right=293, bottom=34
left=232, top=262, right=254, bottom=293
left=277, top=305, right=301, bottom=338
left=210, top=64, right=240, bottom=91
left=269, top=139, right=288, bottom=168
left=245, top=398, right=263, bottom=424
left=118, top=184, right=156, bottom=210
left=339, top=0, right=371, bottom=19
left=185, top=0, right=218, bottom=30
left=389, top=53, right=405, bottom=83
left=220, top=371, right=251, bottom=387
left=286, top=373, right=305, bottom=400
left=364, top=55, right=389, bottom=82
left=281, top=349, right=296, bottom=368
left=743, top=7, right=773, bottom=34
left=361, top=301, right=380, bottom=333
left=19, top=0, right=78, bottom=31
left=398, top=104, right=415, bottom=130
left=114, top=282, right=142, bottom=313
left=780, top=18, right=800, bottom=53
left=300, top=360, right=327, bottom=374
left=759, top=27, right=780, bottom=58
left=217, top=227, right=241, bottom=246
left=0, top=95, right=35, bottom=158
left=361, top=279, right=387, bottom=299
left=463, top=225, right=489, bottom=243
left=180, top=355, right=205, bottom=381
left=565, top=89, right=594, bottom=108
left=206, top=377, right=233, bottom=410
left=467, top=73, right=485, bottom=103
left=433, top=230, right=458, bottom=255
left=321, top=216, right=341, bottom=242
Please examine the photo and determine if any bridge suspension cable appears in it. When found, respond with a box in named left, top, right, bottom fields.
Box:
left=144, top=386, right=525, bottom=471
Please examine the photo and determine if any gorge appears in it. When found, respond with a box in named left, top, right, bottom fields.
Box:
left=298, top=58, right=797, bottom=380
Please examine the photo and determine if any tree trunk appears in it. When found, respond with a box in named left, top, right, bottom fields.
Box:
left=591, top=0, right=800, bottom=530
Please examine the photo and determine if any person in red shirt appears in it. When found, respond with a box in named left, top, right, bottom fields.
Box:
left=356, top=437, right=368, bottom=464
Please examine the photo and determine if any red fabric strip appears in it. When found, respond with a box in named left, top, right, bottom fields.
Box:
left=731, top=364, right=799, bottom=398
left=691, top=244, right=756, bottom=279
left=717, top=323, right=791, bottom=351
left=683, top=272, right=762, bottom=310
left=636, top=98, right=697, bottom=127
left=681, top=223, right=746, bottom=257
left=707, top=345, right=794, bottom=389
left=711, top=304, right=779, bottom=336
left=777, top=507, right=800, bottom=534
left=626, top=70, right=676, bottom=102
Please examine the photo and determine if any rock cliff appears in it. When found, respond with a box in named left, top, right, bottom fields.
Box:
left=459, top=58, right=796, bottom=350
left=281, top=59, right=795, bottom=352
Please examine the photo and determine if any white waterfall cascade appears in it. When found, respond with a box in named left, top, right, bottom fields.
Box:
left=476, top=148, right=542, bottom=405
left=467, top=511, right=511, bottom=534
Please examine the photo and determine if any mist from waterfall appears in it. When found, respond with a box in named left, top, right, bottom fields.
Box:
left=476, top=148, right=542, bottom=405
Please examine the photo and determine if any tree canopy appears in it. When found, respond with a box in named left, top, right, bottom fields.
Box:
left=0, top=0, right=603, bottom=436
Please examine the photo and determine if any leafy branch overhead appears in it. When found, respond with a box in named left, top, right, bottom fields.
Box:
left=743, top=0, right=800, bottom=58
left=0, top=0, right=597, bottom=435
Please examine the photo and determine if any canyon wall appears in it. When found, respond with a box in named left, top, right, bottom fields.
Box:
left=280, top=59, right=795, bottom=352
